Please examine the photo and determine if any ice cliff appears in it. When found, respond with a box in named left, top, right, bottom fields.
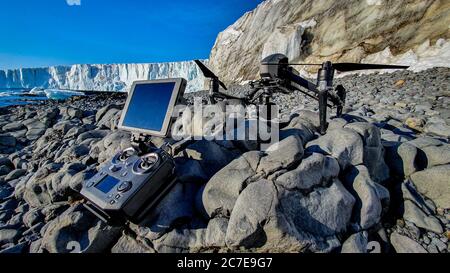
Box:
left=209, top=0, right=450, bottom=84
left=0, top=60, right=207, bottom=93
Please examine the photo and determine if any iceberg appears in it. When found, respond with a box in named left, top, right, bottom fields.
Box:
left=44, top=89, right=85, bottom=100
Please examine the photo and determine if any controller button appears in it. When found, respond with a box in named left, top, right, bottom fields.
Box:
left=121, top=171, right=128, bottom=177
left=110, top=200, right=116, bottom=205
left=115, top=194, right=121, bottom=199
left=117, top=181, right=132, bottom=192
left=109, top=165, right=122, bottom=172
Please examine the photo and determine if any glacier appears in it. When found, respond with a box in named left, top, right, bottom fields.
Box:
left=0, top=60, right=207, bottom=93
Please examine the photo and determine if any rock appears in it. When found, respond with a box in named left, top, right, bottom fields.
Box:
left=280, top=115, right=316, bottom=143
left=4, top=169, right=26, bottom=182
left=403, top=200, right=443, bottom=234
left=226, top=178, right=354, bottom=252
left=0, top=229, right=21, bottom=245
left=275, top=153, right=339, bottom=191
left=95, top=104, right=121, bottom=123
left=226, top=179, right=277, bottom=248
left=430, top=237, right=447, bottom=252
left=306, top=128, right=364, bottom=170
left=405, top=117, right=425, bottom=131
left=204, top=217, right=228, bottom=248
left=152, top=226, right=206, bottom=253
left=41, top=205, right=122, bottom=253
left=390, top=232, right=427, bottom=253
left=345, top=122, right=389, bottom=182
left=69, top=169, right=96, bottom=192
left=2, top=122, right=26, bottom=132
left=111, top=234, right=154, bottom=253
left=385, top=143, right=418, bottom=177
left=0, top=134, right=16, bottom=147
left=407, top=137, right=443, bottom=149
left=138, top=182, right=198, bottom=240
left=341, top=232, right=368, bottom=253
left=425, top=122, right=450, bottom=138
left=22, top=208, right=44, bottom=228
left=67, top=107, right=84, bottom=119
left=401, top=182, right=435, bottom=215
left=23, top=118, right=48, bottom=141
left=175, top=158, right=208, bottom=183
left=0, top=165, right=12, bottom=176
left=343, top=165, right=389, bottom=230
left=419, top=145, right=450, bottom=168
left=0, top=242, right=28, bottom=253
left=410, top=165, right=450, bottom=209
left=76, top=130, right=109, bottom=143
left=257, top=135, right=304, bottom=175
left=185, top=140, right=238, bottom=179
left=202, top=151, right=262, bottom=217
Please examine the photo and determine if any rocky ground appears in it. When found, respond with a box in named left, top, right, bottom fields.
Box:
left=0, top=68, right=449, bottom=253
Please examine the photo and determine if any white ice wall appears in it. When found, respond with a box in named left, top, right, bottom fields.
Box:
left=0, top=60, right=207, bottom=93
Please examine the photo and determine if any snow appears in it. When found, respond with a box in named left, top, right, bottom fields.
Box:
left=362, top=39, right=450, bottom=72
left=0, top=60, right=207, bottom=93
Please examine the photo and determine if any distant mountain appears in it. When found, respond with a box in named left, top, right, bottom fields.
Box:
left=209, top=0, right=450, bottom=84
left=0, top=61, right=207, bottom=93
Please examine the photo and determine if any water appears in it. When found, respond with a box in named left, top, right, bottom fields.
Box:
left=0, top=88, right=48, bottom=108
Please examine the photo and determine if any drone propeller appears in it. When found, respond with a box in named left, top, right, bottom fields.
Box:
left=265, top=62, right=409, bottom=72
left=194, top=60, right=227, bottom=90
left=331, top=63, right=409, bottom=72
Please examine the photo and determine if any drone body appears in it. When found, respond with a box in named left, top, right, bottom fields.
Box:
left=195, top=54, right=408, bottom=135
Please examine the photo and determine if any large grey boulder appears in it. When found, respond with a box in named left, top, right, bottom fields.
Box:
left=226, top=179, right=277, bottom=248
left=256, top=135, right=304, bottom=176
left=203, top=151, right=262, bottom=217
left=390, top=232, right=427, bottom=253
left=419, top=144, right=450, bottom=169
left=385, top=142, right=418, bottom=177
left=185, top=140, right=238, bottom=179
left=343, top=165, right=389, bottom=230
left=40, top=205, right=122, bottom=253
left=306, top=128, right=364, bottom=170
left=410, top=164, right=450, bottom=209
left=345, top=123, right=389, bottom=182
left=280, top=115, right=316, bottom=143
left=276, top=153, right=339, bottom=191
left=226, top=179, right=354, bottom=252
left=137, top=182, right=199, bottom=240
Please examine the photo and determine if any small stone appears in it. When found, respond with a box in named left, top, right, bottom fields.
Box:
left=405, top=117, right=425, bottom=131
left=4, top=169, right=26, bottom=182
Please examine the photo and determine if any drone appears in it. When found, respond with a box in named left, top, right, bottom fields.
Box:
left=194, top=54, right=408, bottom=134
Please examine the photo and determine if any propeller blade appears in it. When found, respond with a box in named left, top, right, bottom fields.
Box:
left=194, top=60, right=217, bottom=79
left=332, top=63, right=409, bottom=72
left=194, top=60, right=227, bottom=90
left=218, top=80, right=228, bottom=90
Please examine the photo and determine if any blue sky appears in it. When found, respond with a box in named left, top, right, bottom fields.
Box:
left=0, top=0, right=263, bottom=70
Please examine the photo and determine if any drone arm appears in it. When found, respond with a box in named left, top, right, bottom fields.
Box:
left=285, top=71, right=320, bottom=94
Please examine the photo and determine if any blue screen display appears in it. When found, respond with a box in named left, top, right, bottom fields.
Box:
left=95, top=176, right=121, bottom=194
left=122, top=82, right=175, bottom=132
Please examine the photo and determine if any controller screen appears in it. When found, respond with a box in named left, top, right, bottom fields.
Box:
left=122, top=82, right=176, bottom=132
left=95, top=175, right=121, bottom=193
